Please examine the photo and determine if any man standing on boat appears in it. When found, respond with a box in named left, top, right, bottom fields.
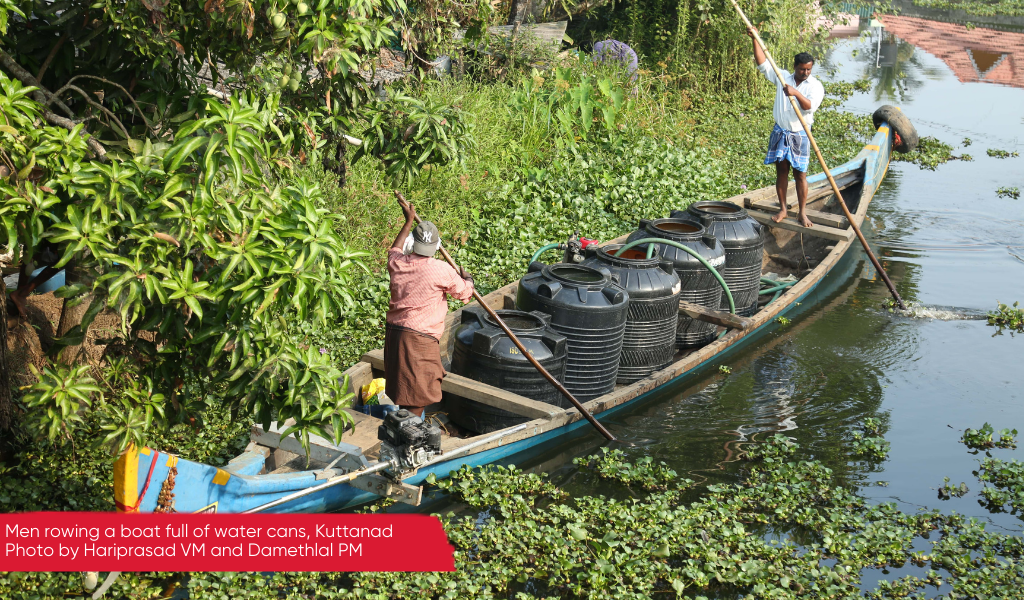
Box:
left=384, top=198, right=475, bottom=419
left=747, top=26, right=824, bottom=228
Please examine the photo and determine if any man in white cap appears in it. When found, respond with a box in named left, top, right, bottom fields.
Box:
left=384, top=198, right=474, bottom=418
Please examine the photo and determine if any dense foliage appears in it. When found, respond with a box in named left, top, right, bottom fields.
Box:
left=0, top=0, right=493, bottom=452
left=572, top=0, right=837, bottom=93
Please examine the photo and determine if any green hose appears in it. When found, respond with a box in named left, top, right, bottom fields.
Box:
left=758, top=281, right=796, bottom=295
left=530, top=243, right=563, bottom=265
left=613, top=238, right=735, bottom=314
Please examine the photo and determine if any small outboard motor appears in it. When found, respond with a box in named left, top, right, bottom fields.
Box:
left=377, top=409, right=442, bottom=475
left=563, top=231, right=600, bottom=264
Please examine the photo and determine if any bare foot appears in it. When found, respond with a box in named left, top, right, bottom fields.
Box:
left=772, top=209, right=788, bottom=223
left=798, top=213, right=813, bottom=228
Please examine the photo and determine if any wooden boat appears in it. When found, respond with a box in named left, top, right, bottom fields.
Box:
left=114, top=120, right=895, bottom=514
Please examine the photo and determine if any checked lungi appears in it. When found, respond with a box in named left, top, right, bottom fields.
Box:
left=764, top=124, right=811, bottom=173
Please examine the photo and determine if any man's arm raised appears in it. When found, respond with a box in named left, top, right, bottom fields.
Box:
left=747, top=27, right=768, bottom=69
left=391, top=198, right=417, bottom=251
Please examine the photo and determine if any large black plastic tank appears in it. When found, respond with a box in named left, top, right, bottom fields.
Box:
left=582, top=245, right=680, bottom=383
left=446, top=306, right=568, bottom=434
left=625, top=218, right=726, bottom=349
left=516, top=264, right=629, bottom=402
left=672, top=202, right=764, bottom=317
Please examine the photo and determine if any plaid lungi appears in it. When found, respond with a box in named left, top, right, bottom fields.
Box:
left=764, top=124, right=810, bottom=173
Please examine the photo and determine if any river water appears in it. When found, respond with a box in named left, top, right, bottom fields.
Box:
left=429, top=8, right=1024, bottom=581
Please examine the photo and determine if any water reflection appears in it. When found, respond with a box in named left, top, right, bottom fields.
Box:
left=879, top=15, right=1024, bottom=90
left=850, top=27, right=946, bottom=102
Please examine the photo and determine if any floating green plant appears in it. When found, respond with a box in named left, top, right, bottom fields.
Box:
left=996, top=186, right=1020, bottom=199
left=937, top=477, right=969, bottom=500
left=987, top=301, right=1024, bottom=333
left=718, top=365, right=732, bottom=374
left=777, top=316, right=791, bottom=326
left=962, top=422, right=1018, bottom=450
left=893, top=136, right=971, bottom=170
left=978, top=457, right=1024, bottom=517
left=575, top=448, right=691, bottom=491
left=986, top=149, right=1019, bottom=158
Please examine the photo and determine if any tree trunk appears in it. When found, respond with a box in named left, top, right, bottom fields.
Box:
left=508, top=0, right=531, bottom=25
left=56, top=262, right=92, bottom=365
left=0, top=276, right=13, bottom=431
left=57, top=294, right=92, bottom=365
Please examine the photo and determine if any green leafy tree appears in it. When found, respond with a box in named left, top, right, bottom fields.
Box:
left=0, top=0, right=480, bottom=452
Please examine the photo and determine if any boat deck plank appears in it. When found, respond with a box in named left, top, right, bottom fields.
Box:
left=361, top=349, right=562, bottom=420
left=746, top=210, right=854, bottom=242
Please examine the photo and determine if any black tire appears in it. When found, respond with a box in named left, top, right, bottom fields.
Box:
left=872, top=105, right=918, bottom=154
left=442, top=393, right=529, bottom=435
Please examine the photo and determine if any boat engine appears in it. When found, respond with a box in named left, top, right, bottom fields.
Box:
left=377, top=409, right=443, bottom=476
left=563, top=231, right=600, bottom=264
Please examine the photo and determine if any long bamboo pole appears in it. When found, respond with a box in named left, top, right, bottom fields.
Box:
left=730, top=0, right=907, bottom=310
left=394, top=191, right=618, bottom=442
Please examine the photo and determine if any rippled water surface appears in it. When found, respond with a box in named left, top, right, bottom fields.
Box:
left=436, top=16, right=1024, bottom=538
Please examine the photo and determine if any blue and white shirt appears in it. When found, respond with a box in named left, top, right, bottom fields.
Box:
left=757, top=61, right=824, bottom=132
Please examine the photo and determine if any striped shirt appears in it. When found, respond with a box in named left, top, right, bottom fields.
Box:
left=386, top=249, right=474, bottom=340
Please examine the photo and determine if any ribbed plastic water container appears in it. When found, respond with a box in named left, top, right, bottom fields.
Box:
left=582, top=244, right=680, bottom=383
left=672, top=202, right=764, bottom=317
left=446, top=306, right=568, bottom=433
left=625, top=218, right=726, bottom=348
left=516, top=264, right=629, bottom=402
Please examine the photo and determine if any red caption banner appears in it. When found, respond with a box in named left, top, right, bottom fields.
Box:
left=1, top=513, right=454, bottom=572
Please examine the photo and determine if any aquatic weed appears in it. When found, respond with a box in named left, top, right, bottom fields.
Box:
left=776, top=316, right=791, bottom=326
left=996, top=186, right=1020, bottom=199
left=962, top=422, right=1018, bottom=450
left=987, top=301, right=1024, bottom=333
left=575, top=447, right=690, bottom=491
left=852, top=420, right=890, bottom=460
left=978, top=457, right=1024, bottom=517
left=893, top=136, right=969, bottom=170
left=937, top=477, right=969, bottom=500
left=743, top=433, right=799, bottom=461
left=718, top=365, right=732, bottom=374
left=986, top=148, right=1019, bottom=158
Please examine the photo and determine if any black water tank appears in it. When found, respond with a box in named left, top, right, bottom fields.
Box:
left=582, top=245, right=680, bottom=383
left=673, top=202, right=764, bottom=317
left=447, top=306, right=568, bottom=434
left=626, top=219, right=726, bottom=349
left=516, top=264, right=629, bottom=402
